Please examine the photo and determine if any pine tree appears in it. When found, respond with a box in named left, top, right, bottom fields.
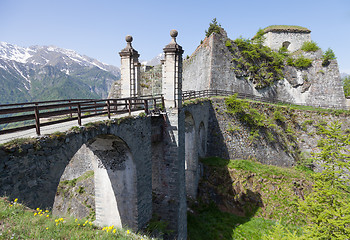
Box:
left=205, top=18, right=223, bottom=38
left=299, top=122, right=350, bottom=239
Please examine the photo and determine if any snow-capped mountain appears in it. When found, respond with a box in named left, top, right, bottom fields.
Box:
left=0, top=42, right=120, bottom=104
left=141, top=53, right=164, bottom=66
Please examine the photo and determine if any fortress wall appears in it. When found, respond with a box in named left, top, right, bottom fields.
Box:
left=183, top=32, right=346, bottom=109
left=305, top=59, right=346, bottom=108
left=264, top=31, right=311, bottom=52
left=182, top=36, right=212, bottom=91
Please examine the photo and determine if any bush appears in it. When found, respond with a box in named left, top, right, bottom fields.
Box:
left=322, top=48, right=336, bottom=66
left=292, top=55, right=312, bottom=69
left=231, top=34, right=286, bottom=88
left=343, top=76, right=350, bottom=98
left=278, top=46, right=289, bottom=56
left=301, top=41, right=320, bottom=52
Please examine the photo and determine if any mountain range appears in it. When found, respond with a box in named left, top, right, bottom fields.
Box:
left=0, top=42, right=120, bottom=104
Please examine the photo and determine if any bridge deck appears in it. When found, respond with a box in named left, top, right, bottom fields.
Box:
left=0, top=110, right=143, bottom=144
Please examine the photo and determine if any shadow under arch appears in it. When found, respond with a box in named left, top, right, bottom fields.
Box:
left=197, top=121, right=206, bottom=158
left=53, top=134, right=137, bottom=229
left=185, top=111, right=199, bottom=199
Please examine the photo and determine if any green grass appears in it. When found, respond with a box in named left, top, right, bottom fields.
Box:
left=0, top=197, right=153, bottom=240
left=262, top=25, right=310, bottom=33
left=201, top=157, right=312, bottom=179
left=188, top=202, right=302, bottom=240
left=192, top=157, right=312, bottom=239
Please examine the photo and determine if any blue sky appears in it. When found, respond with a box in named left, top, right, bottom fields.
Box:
left=1, top=0, right=349, bottom=73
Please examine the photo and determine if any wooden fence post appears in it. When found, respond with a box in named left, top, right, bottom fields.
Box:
left=107, top=100, right=111, bottom=119
left=144, top=99, right=149, bottom=114
left=77, top=103, right=82, bottom=126
left=34, top=104, right=40, bottom=135
left=69, top=100, right=72, bottom=118
left=161, top=96, right=165, bottom=110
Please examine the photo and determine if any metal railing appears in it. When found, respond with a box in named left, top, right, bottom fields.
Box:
left=0, top=95, right=164, bottom=136
left=182, top=90, right=349, bottom=110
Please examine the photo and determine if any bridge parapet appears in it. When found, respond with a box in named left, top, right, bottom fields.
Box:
left=0, top=95, right=164, bottom=137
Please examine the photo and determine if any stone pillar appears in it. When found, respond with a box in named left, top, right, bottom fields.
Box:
left=119, top=35, right=140, bottom=98
left=162, top=30, right=184, bottom=108
left=154, top=30, right=187, bottom=239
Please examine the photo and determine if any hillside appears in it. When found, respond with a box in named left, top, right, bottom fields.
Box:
left=188, top=158, right=310, bottom=239
left=0, top=42, right=120, bottom=104
left=186, top=95, right=350, bottom=239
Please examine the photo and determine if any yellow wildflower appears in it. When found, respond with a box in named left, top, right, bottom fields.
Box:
left=34, top=213, right=37, bottom=216
left=46, top=215, right=49, bottom=218
left=127, top=229, right=130, bottom=234
left=14, top=198, right=18, bottom=202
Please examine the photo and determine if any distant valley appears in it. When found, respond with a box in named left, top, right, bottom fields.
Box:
left=0, top=42, right=120, bottom=104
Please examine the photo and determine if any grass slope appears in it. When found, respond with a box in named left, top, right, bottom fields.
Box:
left=0, top=197, right=153, bottom=240
left=188, top=157, right=310, bottom=240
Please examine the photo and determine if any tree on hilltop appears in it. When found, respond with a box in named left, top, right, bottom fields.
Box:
left=205, top=18, right=223, bottom=38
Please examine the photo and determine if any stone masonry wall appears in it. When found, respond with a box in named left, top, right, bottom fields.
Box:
left=182, top=32, right=346, bottom=109
left=205, top=97, right=350, bottom=167
left=0, top=116, right=152, bottom=230
left=264, top=31, right=311, bottom=52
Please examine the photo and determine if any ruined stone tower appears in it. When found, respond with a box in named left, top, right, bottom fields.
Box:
left=262, top=25, right=311, bottom=52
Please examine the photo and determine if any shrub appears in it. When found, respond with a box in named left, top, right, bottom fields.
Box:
left=301, top=41, right=320, bottom=52
left=231, top=34, right=285, bottom=88
left=322, top=48, right=336, bottom=66
left=293, top=55, right=312, bottom=69
left=343, top=76, right=350, bottom=98
left=278, top=46, right=289, bottom=56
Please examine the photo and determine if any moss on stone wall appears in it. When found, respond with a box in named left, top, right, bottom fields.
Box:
left=207, top=95, right=350, bottom=169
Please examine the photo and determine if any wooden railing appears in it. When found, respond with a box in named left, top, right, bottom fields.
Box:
left=182, top=90, right=349, bottom=110
left=0, top=95, right=164, bottom=136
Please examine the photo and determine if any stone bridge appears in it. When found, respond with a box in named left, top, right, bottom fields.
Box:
left=0, top=30, right=211, bottom=240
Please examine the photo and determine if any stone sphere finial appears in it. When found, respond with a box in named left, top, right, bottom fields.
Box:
left=170, top=29, right=178, bottom=38
left=125, top=35, right=133, bottom=43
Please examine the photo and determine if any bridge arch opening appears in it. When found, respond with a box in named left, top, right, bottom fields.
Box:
left=185, top=111, right=199, bottom=199
left=53, top=134, right=137, bottom=228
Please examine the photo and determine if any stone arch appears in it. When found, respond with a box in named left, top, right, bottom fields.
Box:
left=282, top=41, right=291, bottom=49
left=198, top=121, right=206, bottom=158
left=185, top=111, right=198, bottom=199
left=53, top=134, right=137, bottom=228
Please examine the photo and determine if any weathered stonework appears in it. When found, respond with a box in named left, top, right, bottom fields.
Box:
left=263, top=31, right=311, bottom=52
left=183, top=31, right=346, bottom=109
left=119, top=35, right=141, bottom=98
left=0, top=117, right=152, bottom=230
